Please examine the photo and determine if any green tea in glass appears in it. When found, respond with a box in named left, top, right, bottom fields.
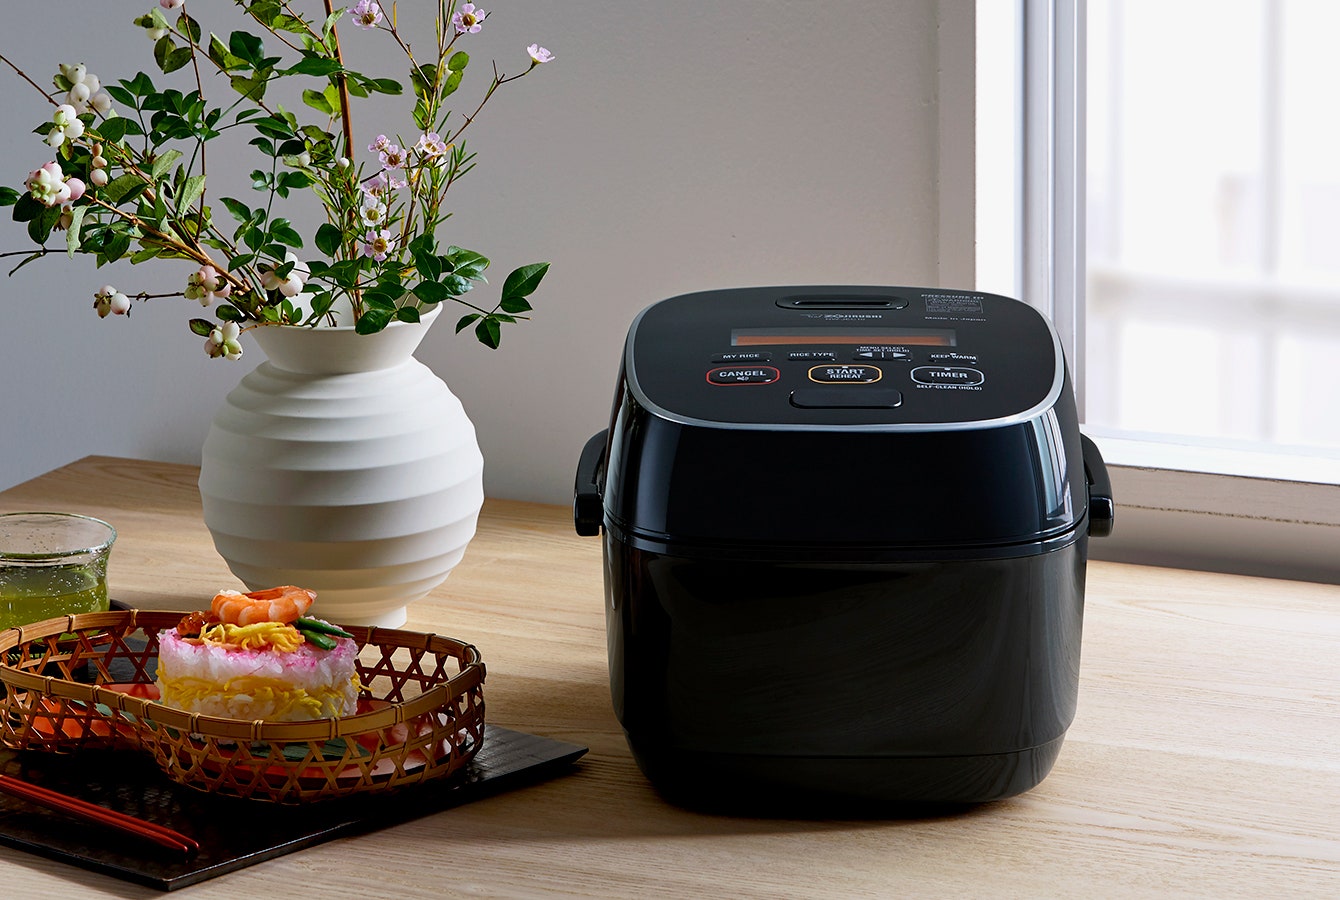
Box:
left=0, top=512, right=116, bottom=631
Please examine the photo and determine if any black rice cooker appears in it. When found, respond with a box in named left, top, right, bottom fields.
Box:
left=573, top=285, right=1114, bottom=810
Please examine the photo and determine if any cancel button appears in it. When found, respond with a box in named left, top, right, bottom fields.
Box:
left=808, top=364, right=882, bottom=384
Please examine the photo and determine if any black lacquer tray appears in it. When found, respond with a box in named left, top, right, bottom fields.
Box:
left=0, top=724, right=587, bottom=890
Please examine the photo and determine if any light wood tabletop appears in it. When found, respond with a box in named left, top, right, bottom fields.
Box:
left=1, top=456, right=1338, bottom=898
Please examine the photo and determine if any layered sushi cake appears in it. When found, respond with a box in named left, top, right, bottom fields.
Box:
left=156, top=586, right=360, bottom=721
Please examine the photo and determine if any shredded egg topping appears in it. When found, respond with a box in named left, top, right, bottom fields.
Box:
left=154, top=671, right=359, bottom=719
left=197, top=621, right=305, bottom=652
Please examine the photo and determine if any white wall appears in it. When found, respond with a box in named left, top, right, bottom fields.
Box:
left=0, top=0, right=966, bottom=504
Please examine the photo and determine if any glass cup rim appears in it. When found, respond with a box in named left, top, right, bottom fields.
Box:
left=0, top=511, right=117, bottom=562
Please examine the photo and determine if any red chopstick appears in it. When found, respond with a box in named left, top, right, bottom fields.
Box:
left=0, top=773, right=200, bottom=856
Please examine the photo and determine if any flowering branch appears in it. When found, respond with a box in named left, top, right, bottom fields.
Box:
left=1, top=0, right=554, bottom=357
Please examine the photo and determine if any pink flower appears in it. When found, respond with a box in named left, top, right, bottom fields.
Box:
left=378, top=143, right=408, bottom=170
left=359, top=192, right=388, bottom=227
left=414, top=132, right=449, bottom=158
left=368, top=134, right=392, bottom=154
left=452, top=3, right=486, bottom=34
left=65, top=177, right=86, bottom=202
left=360, top=228, right=394, bottom=262
left=350, top=0, right=383, bottom=30
left=527, top=44, right=554, bottom=65
left=364, top=170, right=406, bottom=196
left=160, top=0, right=184, bottom=9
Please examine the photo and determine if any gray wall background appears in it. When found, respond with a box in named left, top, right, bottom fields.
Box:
left=0, top=1, right=972, bottom=504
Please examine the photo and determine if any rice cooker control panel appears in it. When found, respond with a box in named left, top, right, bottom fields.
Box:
left=626, top=286, right=1064, bottom=427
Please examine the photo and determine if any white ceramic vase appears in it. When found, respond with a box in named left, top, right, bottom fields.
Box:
left=197, top=306, right=484, bottom=628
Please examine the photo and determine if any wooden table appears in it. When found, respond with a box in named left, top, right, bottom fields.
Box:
left=2, top=456, right=1337, bottom=897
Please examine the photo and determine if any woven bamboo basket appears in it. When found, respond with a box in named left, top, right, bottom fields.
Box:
left=0, top=609, right=485, bottom=803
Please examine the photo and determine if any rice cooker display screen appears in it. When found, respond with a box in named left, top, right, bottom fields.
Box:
left=731, top=327, right=957, bottom=347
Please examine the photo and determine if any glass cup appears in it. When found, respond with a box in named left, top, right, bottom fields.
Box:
left=0, top=512, right=116, bottom=631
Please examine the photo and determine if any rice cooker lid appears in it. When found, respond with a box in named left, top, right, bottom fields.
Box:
left=625, top=286, right=1064, bottom=431
left=606, top=286, right=1088, bottom=553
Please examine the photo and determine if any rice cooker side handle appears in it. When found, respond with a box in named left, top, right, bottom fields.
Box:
left=573, top=429, right=609, bottom=536
left=1081, top=433, right=1115, bottom=538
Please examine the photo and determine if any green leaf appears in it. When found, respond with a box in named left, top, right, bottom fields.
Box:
left=209, top=33, right=248, bottom=71
left=188, top=318, right=215, bottom=337
left=410, top=64, right=438, bottom=99
left=355, top=307, right=395, bottom=334
left=126, top=71, right=157, bottom=97
left=324, top=83, right=342, bottom=115
left=60, top=204, right=85, bottom=254
left=414, top=250, right=442, bottom=282
left=227, top=252, right=254, bottom=270
left=284, top=56, right=343, bottom=77
left=499, top=295, right=533, bottom=314
left=216, top=304, right=245, bottom=321
left=219, top=197, right=252, bottom=223
left=91, top=118, right=128, bottom=143
left=314, top=223, right=342, bottom=257
left=395, top=307, right=421, bottom=323
left=150, top=149, right=184, bottom=181
left=230, top=74, right=267, bottom=101
left=302, top=88, right=334, bottom=116
left=501, top=262, right=549, bottom=301
left=166, top=48, right=194, bottom=73
left=362, top=289, right=399, bottom=310
left=277, top=171, right=313, bottom=191
left=178, top=174, right=207, bottom=214
left=447, top=248, right=489, bottom=279
left=229, top=30, right=264, bottom=66
left=153, top=36, right=192, bottom=74
left=449, top=51, right=469, bottom=72
left=176, top=12, right=202, bottom=43
left=474, top=316, right=502, bottom=349
left=442, top=68, right=463, bottom=97
left=101, top=173, right=149, bottom=206
left=252, top=116, right=296, bottom=140
left=11, top=193, right=42, bottom=222
left=442, top=274, right=475, bottom=295
left=271, top=222, right=303, bottom=247
left=367, top=77, right=402, bottom=95
left=100, top=231, right=131, bottom=263
left=103, top=84, right=137, bottom=107
left=0, top=187, right=20, bottom=207
left=65, top=205, right=86, bottom=256
left=455, top=313, right=481, bottom=333
left=412, top=281, right=450, bottom=304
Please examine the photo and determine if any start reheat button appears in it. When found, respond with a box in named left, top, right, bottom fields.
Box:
left=807, top=364, right=882, bottom=384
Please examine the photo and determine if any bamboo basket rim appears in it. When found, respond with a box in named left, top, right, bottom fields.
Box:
left=0, top=608, right=485, bottom=743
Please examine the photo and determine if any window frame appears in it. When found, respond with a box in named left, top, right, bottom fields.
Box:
left=969, top=0, right=1340, bottom=584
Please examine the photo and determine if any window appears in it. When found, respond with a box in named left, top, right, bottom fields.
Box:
left=1087, top=0, right=1340, bottom=451
left=974, top=0, right=1340, bottom=583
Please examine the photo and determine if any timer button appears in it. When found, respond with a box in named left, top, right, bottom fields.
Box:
left=706, top=366, right=780, bottom=385
left=911, top=366, right=984, bottom=386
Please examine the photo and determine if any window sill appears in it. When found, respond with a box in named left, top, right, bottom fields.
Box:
left=1084, top=428, right=1340, bottom=584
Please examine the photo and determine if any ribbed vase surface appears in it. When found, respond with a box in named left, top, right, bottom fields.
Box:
left=197, top=308, right=483, bottom=627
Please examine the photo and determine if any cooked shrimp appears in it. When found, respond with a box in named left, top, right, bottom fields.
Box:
left=211, top=585, right=316, bottom=626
